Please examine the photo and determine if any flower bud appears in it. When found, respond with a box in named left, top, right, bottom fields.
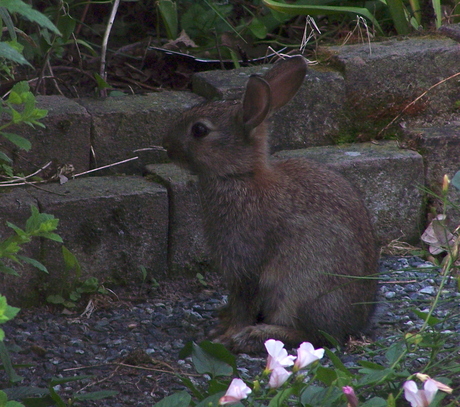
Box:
left=342, top=386, right=359, bottom=407
left=442, top=174, right=450, bottom=194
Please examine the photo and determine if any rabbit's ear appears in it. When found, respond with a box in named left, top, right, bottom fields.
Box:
left=242, top=75, right=271, bottom=130
left=263, top=55, right=307, bottom=112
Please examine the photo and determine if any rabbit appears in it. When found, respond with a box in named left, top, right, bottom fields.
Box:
left=162, top=55, right=378, bottom=353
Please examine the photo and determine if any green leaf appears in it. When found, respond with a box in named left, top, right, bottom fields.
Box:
left=62, top=246, right=81, bottom=277
left=94, top=73, right=111, bottom=91
left=0, top=391, right=6, bottom=404
left=357, top=368, right=395, bottom=386
left=361, top=396, right=388, bottom=407
left=17, top=256, right=48, bottom=273
left=0, top=263, right=20, bottom=276
left=385, top=341, right=405, bottom=365
left=324, top=348, right=352, bottom=375
left=412, top=309, right=442, bottom=327
left=41, top=233, right=63, bottom=243
left=0, top=341, right=23, bottom=383
left=0, top=296, right=20, bottom=322
left=0, top=151, right=12, bottom=163
left=301, top=384, right=343, bottom=406
left=195, top=393, right=225, bottom=407
left=248, top=17, right=267, bottom=39
left=358, top=360, right=385, bottom=370
left=179, top=375, right=204, bottom=400
left=268, top=387, right=296, bottom=407
left=10, top=81, right=29, bottom=94
left=46, top=295, right=65, bottom=304
left=158, top=0, right=178, bottom=40
left=190, top=342, right=233, bottom=378
left=56, top=14, right=76, bottom=42
left=73, top=390, right=118, bottom=401
left=1, top=0, right=60, bottom=34
left=152, top=391, right=191, bottom=407
left=25, top=207, right=61, bottom=240
left=207, top=379, right=229, bottom=395
left=6, top=221, right=26, bottom=237
left=0, top=42, right=31, bottom=66
left=386, top=393, right=396, bottom=407
left=451, top=170, right=460, bottom=191
left=315, top=366, right=337, bottom=386
left=319, top=330, right=341, bottom=349
left=7, top=91, right=22, bottom=105
left=11, top=109, right=22, bottom=123
left=198, top=341, right=237, bottom=375
left=384, top=0, right=411, bottom=34
left=0, top=7, right=17, bottom=40
left=48, top=386, right=66, bottom=407
left=0, top=132, right=31, bottom=151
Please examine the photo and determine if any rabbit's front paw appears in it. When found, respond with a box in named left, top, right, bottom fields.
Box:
left=227, top=326, right=267, bottom=354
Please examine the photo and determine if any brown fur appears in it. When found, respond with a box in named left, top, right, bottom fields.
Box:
left=163, top=56, right=378, bottom=353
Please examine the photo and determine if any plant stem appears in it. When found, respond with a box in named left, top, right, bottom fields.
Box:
left=100, top=0, right=121, bottom=97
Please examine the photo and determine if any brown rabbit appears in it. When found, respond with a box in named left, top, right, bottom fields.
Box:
left=163, top=56, right=378, bottom=353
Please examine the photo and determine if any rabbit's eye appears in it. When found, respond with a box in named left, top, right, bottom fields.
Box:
left=191, top=122, right=210, bottom=138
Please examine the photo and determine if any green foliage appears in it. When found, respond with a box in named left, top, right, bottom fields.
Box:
left=0, top=296, right=20, bottom=342
left=46, top=276, right=107, bottom=309
left=0, top=206, right=62, bottom=277
left=0, top=0, right=59, bottom=74
left=0, top=81, right=48, bottom=177
left=263, top=0, right=384, bottom=34
left=158, top=0, right=179, bottom=40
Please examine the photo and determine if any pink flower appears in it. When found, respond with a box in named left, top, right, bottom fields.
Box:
left=268, top=366, right=292, bottom=389
left=403, top=379, right=438, bottom=407
left=219, top=378, right=252, bottom=405
left=342, top=386, right=359, bottom=407
left=293, top=342, right=324, bottom=370
left=264, top=339, right=295, bottom=371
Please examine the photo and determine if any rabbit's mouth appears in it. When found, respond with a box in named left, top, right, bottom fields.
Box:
left=163, top=145, right=197, bottom=174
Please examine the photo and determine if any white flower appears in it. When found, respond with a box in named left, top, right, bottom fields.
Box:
left=264, top=339, right=295, bottom=371
left=268, top=366, right=292, bottom=389
left=403, top=379, right=438, bottom=407
left=219, top=378, right=252, bottom=405
left=293, top=342, right=324, bottom=370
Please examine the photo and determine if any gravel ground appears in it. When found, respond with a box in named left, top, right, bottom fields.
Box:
left=1, top=256, right=459, bottom=406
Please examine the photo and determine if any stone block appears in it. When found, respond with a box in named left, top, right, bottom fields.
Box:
left=403, top=124, right=460, bottom=230
left=330, top=38, right=460, bottom=133
left=192, top=65, right=345, bottom=150
left=145, top=163, right=210, bottom=275
left=78, top=92, right=205, bottom=173
left=275, top=141, right=425, bottom=244
left=0, top=96, right=92, bottom=175
left=20, top=176, right=168, bottom=298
